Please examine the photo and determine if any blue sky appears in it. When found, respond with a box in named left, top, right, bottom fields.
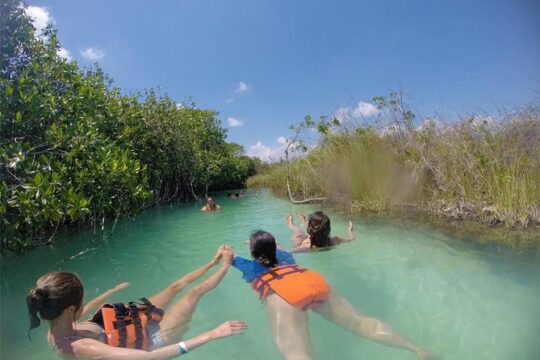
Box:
left=25, top=0, right=540, bottom=160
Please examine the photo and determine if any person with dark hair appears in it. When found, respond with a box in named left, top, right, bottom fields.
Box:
left=27, top=246, right=247, bottom=359
left=286, top=211, right=355, bottom=252
left=201, top=197, right=222, bottom=212
left=232, top=230, right=438, bottom=360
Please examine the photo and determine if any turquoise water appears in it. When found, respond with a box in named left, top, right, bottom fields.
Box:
left=1, top=191, right=540, bottom=360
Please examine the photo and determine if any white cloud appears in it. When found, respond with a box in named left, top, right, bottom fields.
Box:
left=228, top=117, right=244, bottom=127
left=352, top=101, right=379, bottom=118
left=334, top=107, right=353, bottom=123
left=236, top=81, right=251, bottom=93
left=57, top=48, right=72, bottom=61
left=81, top=47, right=106, bottom=60
left=333, top=101, right=379, bottom=123
left=247, top=136, right=292, bottom=162
left=276, top=136, right=288, bottom=146
left=225, top=98, right=234, bottom=104
left=24, top=6, right=53, bottom=36
left=247, top=141, right=280, bottom=162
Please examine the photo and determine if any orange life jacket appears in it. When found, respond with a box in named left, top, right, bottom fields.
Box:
left=251, top=264, right=331, bottom=310
left=91, top=298, right=163, bottom=350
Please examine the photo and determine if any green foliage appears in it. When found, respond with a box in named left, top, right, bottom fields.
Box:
left=0, top=3, right=257, bottom=252
left=249, top=98, right=540, bottom=234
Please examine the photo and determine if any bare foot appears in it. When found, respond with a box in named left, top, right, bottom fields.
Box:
left=286, top=212, right=293, bottom=226
left=210, top=246, right=225, bottom=266
left=348, top=220, right=354, bottom=233
left=221, top=245, right=235, bottom=265
left=416, top=348, right=441, bottom=360
left=299, top=212, right=307, bottom=227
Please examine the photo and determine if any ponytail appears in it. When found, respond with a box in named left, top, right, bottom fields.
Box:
left=27, top=287, right=46, bottom=340
left=26, top=272, right=84, bottom=341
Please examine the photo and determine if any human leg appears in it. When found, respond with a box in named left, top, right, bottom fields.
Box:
left=157, top=248, right=233, bottom=343
left=147, top=248, right=222, bottom=309
left=266, top=294, right=313, bottom=360
left=287, top=213, right=307, bottom=246
left=313, top=292, right=436, bottom=359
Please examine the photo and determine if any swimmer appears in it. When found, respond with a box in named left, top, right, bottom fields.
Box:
left=201, top=196, right=222, bottom=212
left=232, top=231, right=438, bottom=360
left=27, top=246, right=246, bottom=359
left=286, top=211, right=355, bottom=253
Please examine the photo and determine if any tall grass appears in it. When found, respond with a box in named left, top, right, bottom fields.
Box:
left=248, top=105, right=540, bottom=233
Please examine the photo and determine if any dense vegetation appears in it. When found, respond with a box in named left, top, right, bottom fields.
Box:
left=0, top=1, right=258, bottom=252
left=248, top=93, right=540, bottom=247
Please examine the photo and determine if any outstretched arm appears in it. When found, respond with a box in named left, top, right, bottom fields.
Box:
left=71, top=321, right=247, bottom=359
left=82, top=282, right=130, bottom=316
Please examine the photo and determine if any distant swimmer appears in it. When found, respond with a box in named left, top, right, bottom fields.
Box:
left=286, top=211, right=355, bottom=253
left=26, top=246, right=246, bottom=359
left=201, top=196, right=222, bottom=212
left=232, top=230, right=438, bottom=360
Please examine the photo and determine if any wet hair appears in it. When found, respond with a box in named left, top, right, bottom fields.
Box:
left=27, top=272, right=83, bottom=339
left=307, top=211, right=332, bottom=248
left=249, top=230, right=278, bottom=268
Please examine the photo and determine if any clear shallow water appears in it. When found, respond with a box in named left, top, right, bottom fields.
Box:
left=1, top=191, right=540, bottom=360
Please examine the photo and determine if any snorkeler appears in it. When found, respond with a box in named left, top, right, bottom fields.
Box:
left=201, top=196, right=222, bottom=212
left=26, top=246, right=247, bottom=359
left=286, top=211, right=355, bottom=253
left=232, top=231, right=437, bottom=360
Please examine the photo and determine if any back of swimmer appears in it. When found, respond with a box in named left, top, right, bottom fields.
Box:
left=27, top=250, right=247, bottom=360
left=231, top=230, right=439, bottom=360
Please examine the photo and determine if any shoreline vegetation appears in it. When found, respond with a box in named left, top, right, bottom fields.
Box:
left=247, top=95, right=540, bottom=252
left=0, top=2, right=259, bottom=253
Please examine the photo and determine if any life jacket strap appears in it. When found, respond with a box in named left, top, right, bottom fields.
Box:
left=128, top=303, right=144, bottom=349
left=113, top=303, right=128, bottom=348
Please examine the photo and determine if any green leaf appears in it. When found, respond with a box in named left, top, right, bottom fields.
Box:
left=33, top=172, right=43, bottom=186
left=5, top=85, right=13, bottom=97
left=16, top=112, right=22, bottom=122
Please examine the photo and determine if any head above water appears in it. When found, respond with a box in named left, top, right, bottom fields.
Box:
left=26, top=272, right=84, bottom=338
left=249, top=230, right=278, bottom=268
left=307, top=211, right=332, bottom=248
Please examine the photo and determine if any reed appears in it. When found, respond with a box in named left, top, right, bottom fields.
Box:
left=248, top=104, right=540, bottom=235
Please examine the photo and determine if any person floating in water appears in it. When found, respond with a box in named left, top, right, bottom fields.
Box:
left=26, top=246, right=247, bottom=359
left=232, top=230, right=438, bottom=360
left=286, top=211, right=355, bottom=253
left=201, top=196, right=222, bottom=212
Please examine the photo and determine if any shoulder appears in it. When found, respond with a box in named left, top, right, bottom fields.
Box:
left=70, top=337, right=107, bottom=357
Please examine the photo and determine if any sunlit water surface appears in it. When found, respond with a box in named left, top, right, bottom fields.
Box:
left=1, top=191, right=539, bottom=360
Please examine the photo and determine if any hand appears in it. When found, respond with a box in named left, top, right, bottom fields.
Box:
left=220, top=245, right=235, bottom=265
left=113, top=282, right=130, bottom=291
left=348, top=221, right=354, bottom=233
left=211, top=320, right=247, bottom=339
